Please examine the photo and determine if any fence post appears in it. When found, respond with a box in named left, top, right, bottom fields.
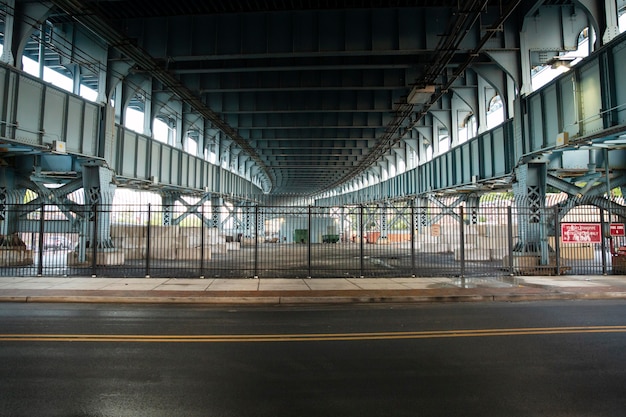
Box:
left=145, top=204, right=151, bottom=278
left=507, top=206, right=514, bottom=275
left=200, top=203, right=205, bottom=279
left=359, top=205, right=364, bottom=278
left=91, top=204, right=98, bottom=277
left=459, top=206, right=465, bottom=278
left=600, top=209, right=607, bottom=275
left=254, top=205, right=259, bottom=279
left=37, top=203, right=45, bottom=276
left=307, top=205, right=312, bottom=278
left=410, top=203, right=416, bottom=277
left=554, top=205, right=561, bottom=275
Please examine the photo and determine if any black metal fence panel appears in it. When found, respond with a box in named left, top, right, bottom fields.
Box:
left=2, top=202, right=625, bottom=278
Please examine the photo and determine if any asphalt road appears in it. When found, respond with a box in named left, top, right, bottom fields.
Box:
left=1, top=301, right=626, bottom=417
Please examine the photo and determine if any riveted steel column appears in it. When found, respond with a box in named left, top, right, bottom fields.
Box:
left=379, top=202, right=388, bottom=240
left=82, top=165, right=116, bottom=250
left=210, top=196, right=222, bottom=230
left=467, top=195, right=480, bottom=225
left=513, top=162, right=549, bottom=265
left=162, top=193, right=177, bottom=226
left=0, top=167, right=24, bottom=236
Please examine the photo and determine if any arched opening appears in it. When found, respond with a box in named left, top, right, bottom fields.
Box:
left=459, top=114, right=476, bottom=143
left=124, top=106, right=145, bottom=134
left=153, top=117, right=170, bottom=144
left=438, top=126, right=449, bottom=154
left=531, top=28, right=590, bottom=91
left=486, top=95, right=504, bottom=130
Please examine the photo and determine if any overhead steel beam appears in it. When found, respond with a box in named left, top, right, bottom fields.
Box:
left=50, top=0, right=274, bottom=191
left=318, top=0, right=523, bottom=195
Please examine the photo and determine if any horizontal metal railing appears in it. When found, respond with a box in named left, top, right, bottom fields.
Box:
left=1, top=203, right=625, bottom=278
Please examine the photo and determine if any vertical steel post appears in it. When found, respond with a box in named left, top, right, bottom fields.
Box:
left=145, top=204, right=151, bottom=278
left=507, top=206, right=514, bottom=275
left=604, top=147, right=612, bottom=275
left=200, top=203, right=205, bottom=279
left=459, top=206, right=465, bottom=278
left=410, top=203, right=416, bottom=277
left=91, top=204, right=98, bottom=277
left=37, top=203, right=45, bottom=276
left=307, top=205, right=312, bottom=279
left=359, top=205, right=364, bottom=278
left=600, top=209, right=607, bottom=275
left=554, top=205, right=561, bottom=275
left=254, top=205, right=259, bottom=279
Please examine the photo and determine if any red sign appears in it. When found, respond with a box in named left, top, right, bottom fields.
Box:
left=561, top=223, right=602, bottom=243
left=610, top=223, right=625, bottom=236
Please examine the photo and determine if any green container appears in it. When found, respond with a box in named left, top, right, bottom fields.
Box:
left=322, top=234, right=339, bottom=243
left=294, top=229, right=308, bottom=243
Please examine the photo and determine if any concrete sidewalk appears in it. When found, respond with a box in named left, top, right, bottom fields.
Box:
left=1, top=275, right=626, bottom=305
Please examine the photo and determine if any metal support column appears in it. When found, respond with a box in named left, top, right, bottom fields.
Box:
left=467, top=195, right=480, bottom=225
left=82, top=164, right=117, bottom=251
left=379, top=202, right=389, bottom=240
left=210, top=196, right=223, bottom=230
left=0, top=167, right=24, bottom=236
left=512, top=162, right=550, bottom=266
left=161, top=193, right=177, bottom=226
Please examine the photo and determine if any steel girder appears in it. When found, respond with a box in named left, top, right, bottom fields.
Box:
left=40, top=0, right=530, bottom=197
left=2, top=0, right=625, bottom=207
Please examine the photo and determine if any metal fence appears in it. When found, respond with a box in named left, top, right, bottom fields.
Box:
left=1, top=202, right=626, bottom=278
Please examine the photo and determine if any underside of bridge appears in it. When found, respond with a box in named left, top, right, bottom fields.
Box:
left=80, top=0, right=520, bottom=196
left=1, top=0, right=626, bottom=276
left=3, top=0, right=597, bottom=199
left=0, top=0, right=623, bottom=203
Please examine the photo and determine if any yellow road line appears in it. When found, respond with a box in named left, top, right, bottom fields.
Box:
left=1, top=326, right=626, bottom=343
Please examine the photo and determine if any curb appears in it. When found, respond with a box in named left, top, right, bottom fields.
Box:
left=2, top=291, right=626, bottom=305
